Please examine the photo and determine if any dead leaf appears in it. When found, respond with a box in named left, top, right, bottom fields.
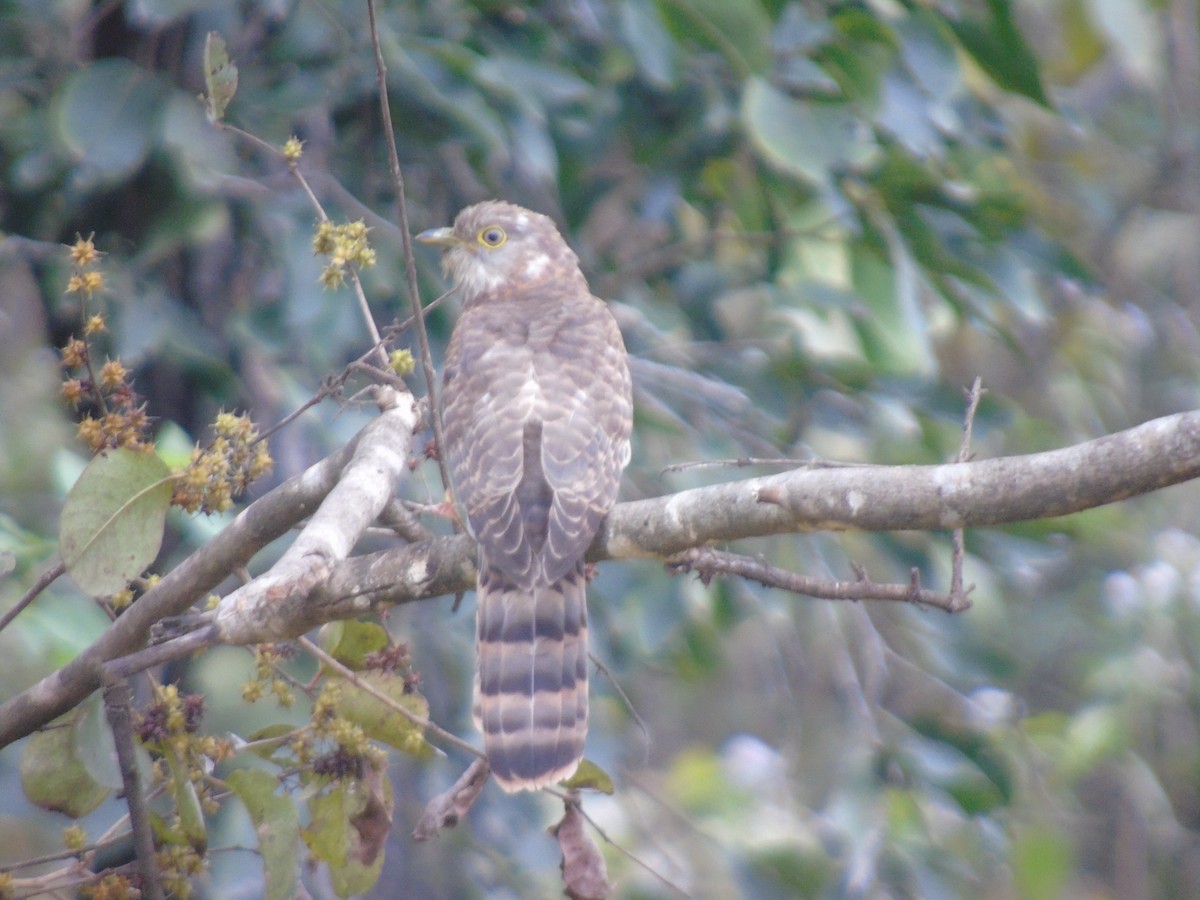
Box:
left=350, top=758, right=394, bottom=866
left=552, top=801, right=613, bottom=900
left=412, top=758, right=489, bottom=840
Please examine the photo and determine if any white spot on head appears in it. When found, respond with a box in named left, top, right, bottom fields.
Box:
left=516, top=214, right=529, bottom=228
left=522, top=253, right=550, bottom=280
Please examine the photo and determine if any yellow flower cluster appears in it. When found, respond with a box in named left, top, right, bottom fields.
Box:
left=240, top=643, right=295, bottom=707
left=81, top=874, right=136, bottom=900
left=172, top=411, right=273, bottom=514
left=281, top=135, right=304, bottom=162
left=134, top=684, right=228, bottom=762
left=59, top=236, right=153, bottom=453
left=389, top=348, right=415, bottom=377
left=310, top=682, right=370, bottom=754
left=312, top=219, right=377, bottom=289
left=156, top=844, right=204, bottom=898
left=66, top=234, right=104, bottom=298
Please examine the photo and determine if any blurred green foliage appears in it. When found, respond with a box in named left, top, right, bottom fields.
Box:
left=3, top=0, right=1200, bottom=897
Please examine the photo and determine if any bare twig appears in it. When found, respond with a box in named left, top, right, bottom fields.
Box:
left=387, top=288, right=455, bottom=338
left=366, top=0, right=454, bottom=499
left=412, top=758, right=490, bottom=840
left=290, top=163, right=388, bottom=368
left=99, top=672, right=165, bottom=900
left=0, top=560, right=65, bottom=634
left=571, top=800, right=691, bottom=898
left=218, top=120, right=389, bottom=368
left=298, top=635, right=481, bottom=760
left=588, top=653, right=651, bottom=759
left=667, top=547, right=968, bottom=612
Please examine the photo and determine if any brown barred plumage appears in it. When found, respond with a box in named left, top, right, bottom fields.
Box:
left=420, top=202, right=633, bottom=791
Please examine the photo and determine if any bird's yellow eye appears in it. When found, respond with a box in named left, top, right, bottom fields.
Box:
left=478, top=226, right=507, bottom=248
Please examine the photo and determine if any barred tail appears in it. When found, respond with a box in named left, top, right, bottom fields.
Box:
left=473, top=561, right=588, bottom=792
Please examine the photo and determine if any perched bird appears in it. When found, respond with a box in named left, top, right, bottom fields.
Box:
left=418, top=202, right=633, bottom=791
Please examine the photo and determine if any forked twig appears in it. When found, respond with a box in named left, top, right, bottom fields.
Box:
left=668, top=547, right=968, bottom=612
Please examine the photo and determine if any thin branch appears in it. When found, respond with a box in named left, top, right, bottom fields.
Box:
left=220, top=120, right=389, bottom=368
left=412, top=757, right=490, bottom=840
left=287, top=160, right=388, bottom=368
left=589, top=652, right=651, bottom=756
left=366, top=0, right=455, bottom=499
left=572, top=799, right=691, bottom=898
left=209, top=388, right=418, bottom=645
left=99, top=672, right=165, bottom=900
left=667, top=547, right=967, bottom=612
left=298, top=635, right=481, bottom=760
left=0, top=560, right=65, bottom=634
left=388, top=287, right=454, bottom=337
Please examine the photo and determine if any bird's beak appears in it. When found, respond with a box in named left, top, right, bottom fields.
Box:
left=416, top=226, right=460, bottom=247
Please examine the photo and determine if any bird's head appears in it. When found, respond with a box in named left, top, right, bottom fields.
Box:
left=417, top=201, right=584, bottom=303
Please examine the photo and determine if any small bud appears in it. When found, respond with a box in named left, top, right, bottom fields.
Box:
left=282, top=136, right=304, bottom=161
left=99, top=358, right=128, bottom=390
left=62, top=824, right=88, bottom=852
left=60, top=379, right=86, bottom=407
left=68, top=234, right=101, bottom=266
left=389, top=349, right=415, bottom=377
left=320, top=263, right=346, bottom=290
left=60, top=338, right=88, bottom=369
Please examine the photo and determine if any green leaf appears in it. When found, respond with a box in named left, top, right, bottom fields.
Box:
left=59, top=448, right=173, bottom=597
left=228, top=769, right=300, bottom=900
left=166, top=750, right=207, bottom=853
left=304, top=784, right=351, bottom=867
left=560, top=759, right=615, bottom=795
left=338, top=672, right=434, bottom=759
left=318, top=620, right=390, bottom=671
left=154, top=420, right=197, bottom=471
left=655, top=0, right=772, bottom=75
left=942, top=0, right=1049, bottom=107
left=741, top=77, right=877, bottom=188
left=1012, top=825, right=1073, bottom=900
left=74, top=694, right=124, bottom=790
left=303, top=774, right=391, bottom=898
left=851, top=239, right=934, bottom=377
left=19, top=716, right=111, bottom=817
left=203, top=32, right=238, bottom=124
left=53, top=59, right=168, bottom=181
left=619, top=0, right=678, bottom=88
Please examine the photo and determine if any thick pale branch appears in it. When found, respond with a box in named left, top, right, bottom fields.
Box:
left=599, top=409, right=1200, bottom=554
left=213, top=387, right=418, bottom=644
left=0, top=396, right=419, bottom=749
left=270, top=409, right=1200, bottom=623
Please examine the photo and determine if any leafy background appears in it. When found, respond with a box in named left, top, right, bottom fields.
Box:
left=3, top=0, right=1200, bottom=896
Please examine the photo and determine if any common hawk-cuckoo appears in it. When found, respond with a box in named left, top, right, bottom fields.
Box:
left=418, top=201, right=633, bottom=791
